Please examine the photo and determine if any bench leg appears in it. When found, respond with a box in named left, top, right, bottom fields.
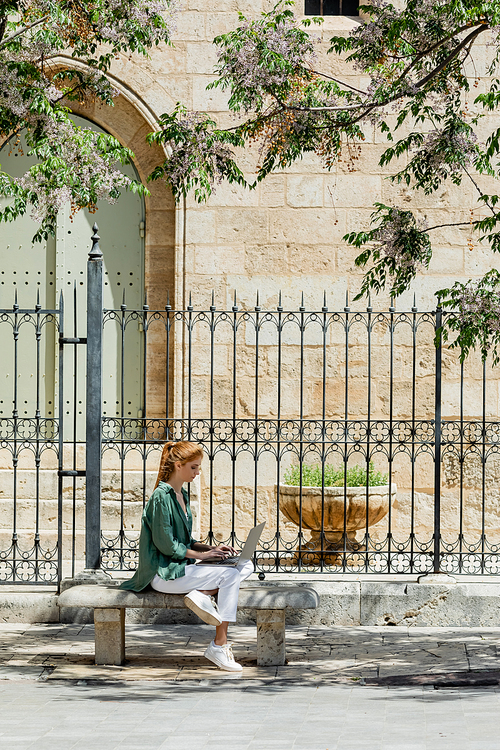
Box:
left=256, top=610, right=285, bottom=667
left=94, top=608, right=125, bottom=666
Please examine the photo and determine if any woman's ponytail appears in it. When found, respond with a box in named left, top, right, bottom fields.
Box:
left=154, top=441, right=203, bottom=489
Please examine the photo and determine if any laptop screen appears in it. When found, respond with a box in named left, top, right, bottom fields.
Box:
left=239, top=522, right=266, bottom=560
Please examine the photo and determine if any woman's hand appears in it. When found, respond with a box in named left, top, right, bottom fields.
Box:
left=187, top=542, right=238, bottom=560
left=196, top=547, right=229, bottom=561
left=206, top=545, right=238, bottom=558
left=218, top=544, right=237, bottom=556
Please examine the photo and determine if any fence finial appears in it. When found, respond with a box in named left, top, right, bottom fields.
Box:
left=344, top=290, right=350, bottom=312
left=233, top=290, right=238, bottom=312
left=14, top=287, right=18, bottom=310
left=412, top=293, right=417, bottom=312
left=278, top=290, right=283, bottom=311
left=143, top=290, right=149, bottom=311
left=390, top=296, right=396, bottom=312
left=323, top=290, right=327, bottom=311
left=36, top=288, right=41, bottom=311
left=255, top=289, right=260, bottom=310
left=367, top=294, right=372, bottom=312
left=121, top=288, right=126, bottom=311
left=211, top=289, right=215, bottom=311
left=89, top=223, right=102, bottom=260
left=300, top=291, right=305, bottom=311
left=188, top=291, right=193, bottom=311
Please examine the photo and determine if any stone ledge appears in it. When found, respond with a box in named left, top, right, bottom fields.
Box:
left=2, top=578, right=500, bottom=626
left=0, top=592, right=59, bottom=623
left=360, top=580, right=500, bottom=627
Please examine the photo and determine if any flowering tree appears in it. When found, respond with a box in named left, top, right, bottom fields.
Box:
left=0, top=0, right=177, bottom=240
left=149, top=0, right=500, bottom=360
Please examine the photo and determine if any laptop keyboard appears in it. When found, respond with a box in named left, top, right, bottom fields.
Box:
left=204, top=555, right=241, bottom=565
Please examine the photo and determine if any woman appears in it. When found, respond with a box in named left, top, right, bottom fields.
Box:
left=120, top=441, right=253, bottom=672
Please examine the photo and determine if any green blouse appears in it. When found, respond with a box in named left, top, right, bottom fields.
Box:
left=119, top=481, right=198, bottom=592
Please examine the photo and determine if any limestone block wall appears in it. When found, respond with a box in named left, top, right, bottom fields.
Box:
left=99, top=0, right=500, bottom=421
left=78, top=2, right=500, bottom=407
left=154, top=9, right=499, bottom=312
left=3, top=2, right=500, bottom=568
left=87, top=2, right=499, bottom=314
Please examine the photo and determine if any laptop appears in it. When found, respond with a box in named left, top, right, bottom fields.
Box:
left=197, top=522, right=266, bottom=566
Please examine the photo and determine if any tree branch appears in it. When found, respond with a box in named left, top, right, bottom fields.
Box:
left=289, top=101, right=368, bottom=112
left=414, top=25, right=488, bottom=91
left=0, top=15, right=49, bottom=49
left=394, top=22, right=485, bottom=85
left=285, top=25, right=489, bottom=125
left=0, top=16, right=7, bottom=46
left=423, top=221, right=473, bottom=232
left=307, top=69, right=369, bottom=96
left=464, top=166, right=498, bottom=216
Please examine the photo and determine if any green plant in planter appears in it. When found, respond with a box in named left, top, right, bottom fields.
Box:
left=283, top=462, right=388, bottom=488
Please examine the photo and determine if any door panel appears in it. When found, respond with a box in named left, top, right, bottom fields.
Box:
left=0, top=115, right=145, bottom=435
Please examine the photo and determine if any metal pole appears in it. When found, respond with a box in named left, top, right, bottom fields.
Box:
left=85, top=224, right=103, bottom=571
left=433, top=305, right=443, bottom=573
left=57, top=291, right=64, bottom=582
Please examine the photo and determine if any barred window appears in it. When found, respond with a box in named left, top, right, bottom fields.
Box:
left=305, top=0, right=359, bottom=15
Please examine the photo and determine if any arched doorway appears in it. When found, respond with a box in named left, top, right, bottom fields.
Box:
left=0, top=114, right=145, bottom=433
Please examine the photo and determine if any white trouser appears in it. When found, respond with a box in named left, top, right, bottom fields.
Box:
left=151, top=559, right=253, bottom=623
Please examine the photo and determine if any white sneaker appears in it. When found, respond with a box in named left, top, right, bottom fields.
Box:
left=204, top=641, right=243, bottom=672
left=184, top=590, right=222, bottom=626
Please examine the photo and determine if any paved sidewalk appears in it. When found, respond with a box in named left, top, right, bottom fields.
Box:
left=2, top=678, right=500, bottom=750
left=0, top=623, right=500, bottom=684
left=1, top=625, right=500, bottom=750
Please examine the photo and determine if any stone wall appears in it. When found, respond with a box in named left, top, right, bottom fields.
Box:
left=97, top=0, right=500, bottom=433
left=71, top=2, right=496, bottom=314
left=2, top=2, right=500, bottom=570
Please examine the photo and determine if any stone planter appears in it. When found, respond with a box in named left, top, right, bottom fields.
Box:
left=276, top=484, right=397, bottom=564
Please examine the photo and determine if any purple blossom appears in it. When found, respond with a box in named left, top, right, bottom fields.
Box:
left=455, top=281, right=500, bottom=334
left=97, top=0, right=180, bottom=44
left=413, top=128, right=479, bottom=177
left=215, top=15, right=316, bottom=113
left=0, top=62, right=59, bottom=119
left=0, top=0, right=175, bottom=229
left=164, top=111, right=234, bottom=195
left=15, top=118, right=131, bottom=223
left=350, top=0, right=465, bottom=112
left=374, top=209, right=429, bottom=271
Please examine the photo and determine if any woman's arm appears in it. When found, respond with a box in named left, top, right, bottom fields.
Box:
left=150, top=491, right=237, bottom=561
left=191, top=542, right=213, bottom=553
left=150, top=494, right=192, bottom=560
left=185, top=541, right=238, bottom=561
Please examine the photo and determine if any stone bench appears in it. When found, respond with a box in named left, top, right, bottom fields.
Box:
left=57, top=584, right=319, bottom=667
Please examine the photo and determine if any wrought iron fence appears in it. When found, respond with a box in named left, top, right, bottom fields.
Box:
left=2, top=232, right=500, bottom=584
left=100, top=294, right=500, bottom=577
left=0, top=245, right=88, bottom=584
left=0, top=292, right=64, bottom=583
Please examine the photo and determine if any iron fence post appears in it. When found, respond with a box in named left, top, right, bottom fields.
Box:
left=85, top=224, right=103, bottom=571
left=433, top=305, right=443, bottom=573
left=57, top=291, right=64, bottom=582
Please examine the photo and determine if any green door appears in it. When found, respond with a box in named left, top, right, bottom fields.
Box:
left=0, top=114, right=145, bottom=436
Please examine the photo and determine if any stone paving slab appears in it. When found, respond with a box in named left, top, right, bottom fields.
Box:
left=0, top=623, right=499, bottom=687
left=0, top=679, right=499, bottom=750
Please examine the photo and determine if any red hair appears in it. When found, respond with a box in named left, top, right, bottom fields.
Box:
left=154, top=441, right=203, bottom=489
